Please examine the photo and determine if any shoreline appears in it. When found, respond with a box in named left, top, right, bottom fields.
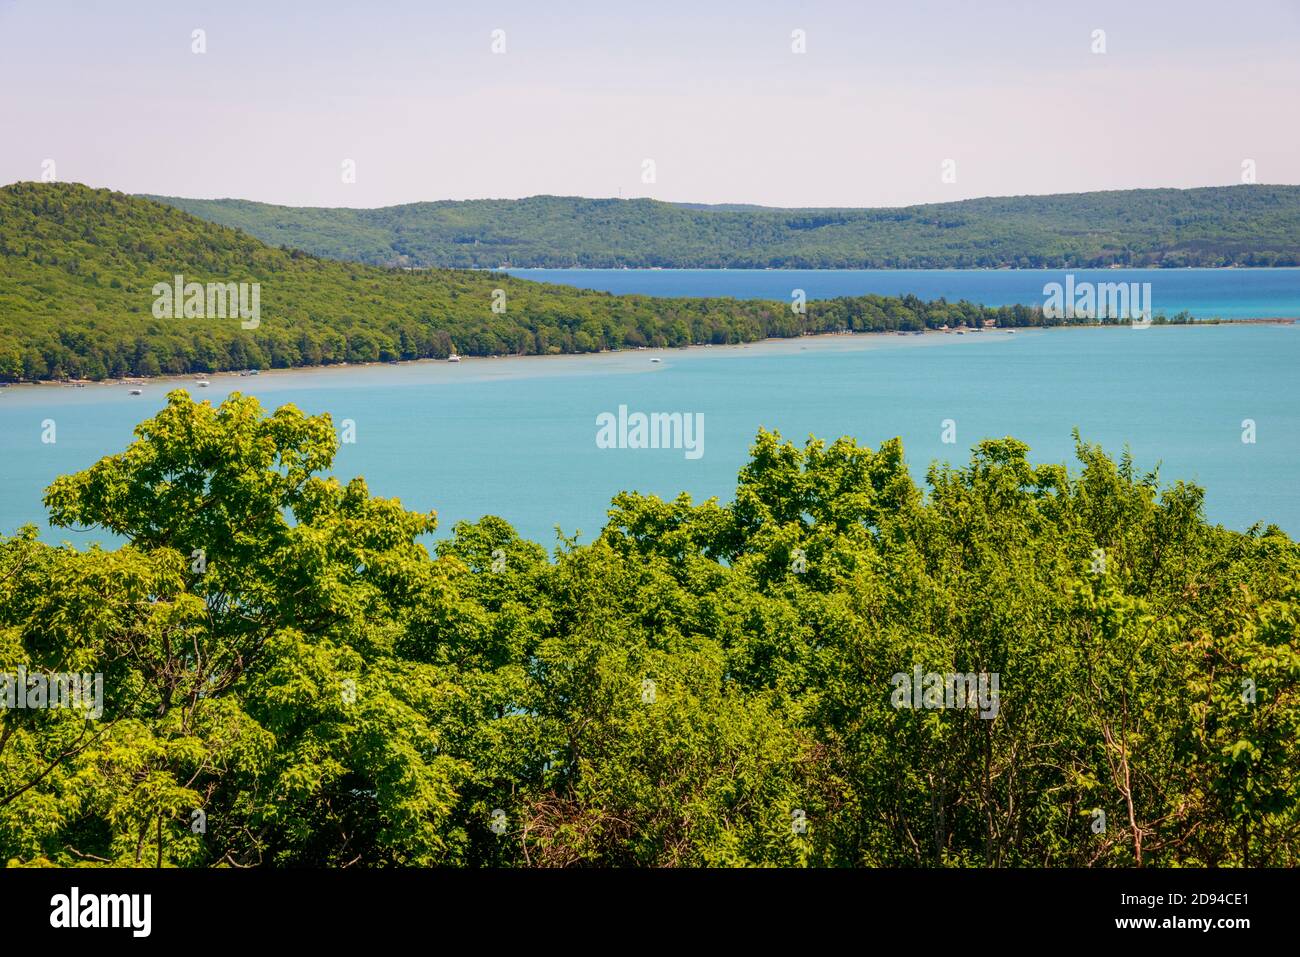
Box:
left=2, top=319, right=1295, bottom=393
left=5, top=326, right=954, bottom=391
left=0, top=326, right=1066, bottom=391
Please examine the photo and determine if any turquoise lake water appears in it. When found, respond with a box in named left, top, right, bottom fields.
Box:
left=507, top=267, right=1300, bottom=319
left=2, top=319, right=1298, bottom=547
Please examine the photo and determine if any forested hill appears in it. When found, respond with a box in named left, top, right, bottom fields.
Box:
left=146, top=185, right=1300, bottom=269
left=1, top=183, right=1054, bottom=382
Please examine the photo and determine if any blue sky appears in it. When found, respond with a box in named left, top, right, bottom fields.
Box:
left=1, top=0, right=1297, bottom=207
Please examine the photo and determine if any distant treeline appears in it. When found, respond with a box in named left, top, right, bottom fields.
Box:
left=147, top=185, right=1300, bottom=269
left=0, top=183, right=1145, bottom=383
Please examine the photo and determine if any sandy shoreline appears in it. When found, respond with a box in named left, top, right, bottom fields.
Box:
left=2, top=328, right=954, bottom=391
left=2, top=319, right=1293, bottom=393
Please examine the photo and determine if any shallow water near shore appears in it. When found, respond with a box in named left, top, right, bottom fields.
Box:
left=3, top=322, right=1298, bottom=547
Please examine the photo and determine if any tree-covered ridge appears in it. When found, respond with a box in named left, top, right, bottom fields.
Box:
left=1, top=183, right=1058, bottom=382
left=1, top=392, right=1296, bottom=867
left=149, top=185, right=1300, bottom=269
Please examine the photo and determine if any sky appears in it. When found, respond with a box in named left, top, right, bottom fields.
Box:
left=1, top=0, right=1297, bottom=209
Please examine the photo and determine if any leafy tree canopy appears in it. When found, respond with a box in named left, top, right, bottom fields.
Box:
left=2, top=392, right=1296, bottom=866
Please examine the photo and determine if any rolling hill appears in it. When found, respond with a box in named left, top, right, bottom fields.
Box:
left=0, top=183, right=1050, bottom=381
left=146, top=185, right=1300, bottom=269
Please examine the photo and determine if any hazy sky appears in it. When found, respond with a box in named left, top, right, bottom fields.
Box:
left=2, top=0, right=1297, bottom=208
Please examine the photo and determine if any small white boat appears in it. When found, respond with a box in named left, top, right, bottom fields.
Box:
left=129, top=388, right=143, bottom=395
left=649, top=357, right=661, bottom=363
left=196, top=380, right=210, bottom=387
left=448, top=353, right=461, bottom=363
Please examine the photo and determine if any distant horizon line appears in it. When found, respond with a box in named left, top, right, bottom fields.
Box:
left=8, top=179, right=1300, bottom=214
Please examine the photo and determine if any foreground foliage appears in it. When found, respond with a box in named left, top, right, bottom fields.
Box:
left=1, top=392, right=1296, bottom=867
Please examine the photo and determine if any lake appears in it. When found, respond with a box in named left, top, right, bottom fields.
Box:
left=506, top=267, right=1300, bottom=319
left=2, top=316, right=1298, bottom=548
